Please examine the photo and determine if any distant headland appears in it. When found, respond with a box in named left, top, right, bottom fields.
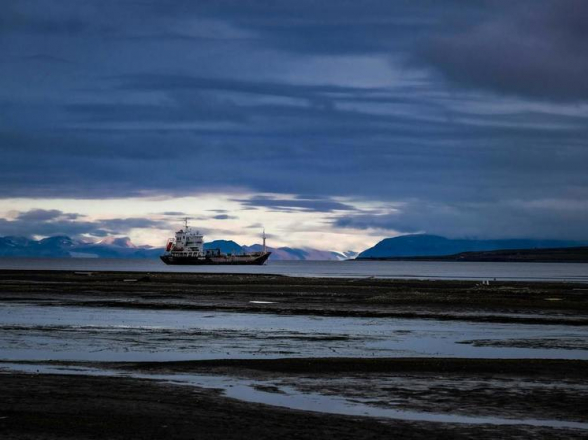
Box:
left=356, top=234, right=588, bottom=263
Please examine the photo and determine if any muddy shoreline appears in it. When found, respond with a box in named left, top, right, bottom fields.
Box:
left=107, top=356, right=588, bottom=375
left=1, top=270, right=587, bottom=439
left=3, top=371, right=585, bottom=440
left=24, top=357, right=583, bottom=423
left=1, top=270, right=587, bottom=325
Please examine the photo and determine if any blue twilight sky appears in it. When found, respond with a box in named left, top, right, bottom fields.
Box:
left=1, top=0, right=587, bottom=250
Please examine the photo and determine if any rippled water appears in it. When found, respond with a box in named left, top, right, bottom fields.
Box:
left=1, top=304, right=587, bottom=362
left=3, top=298, right=587, bottom=429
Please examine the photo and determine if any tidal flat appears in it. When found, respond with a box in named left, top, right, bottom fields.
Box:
left=1, top=270, right=587, bottom=439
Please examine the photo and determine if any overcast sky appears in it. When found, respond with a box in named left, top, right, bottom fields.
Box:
left=1, top=0, right=587, bottom=249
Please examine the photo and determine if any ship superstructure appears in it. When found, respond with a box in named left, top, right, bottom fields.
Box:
left=160, top=218, right=270, bottom=265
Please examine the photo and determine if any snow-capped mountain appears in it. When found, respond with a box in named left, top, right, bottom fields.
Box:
left=0, top=235, right=357, bottom=261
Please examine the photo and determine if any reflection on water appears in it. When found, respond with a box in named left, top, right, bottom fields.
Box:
left=1, top=304, right=587, bottom=362
left=1, top=257, right=588, bottom=281
left=1, top=363, right=587, bottom=430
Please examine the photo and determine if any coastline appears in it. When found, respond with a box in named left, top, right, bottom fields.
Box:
left=1, top=269, right=587, bottom=439
left=4, top=369, right=586, bottom=440
left=1, top=269, right=587, bottom=325
left=2, top=257, right=588, bottom=283
left=355, top=246, right=588, bottom=263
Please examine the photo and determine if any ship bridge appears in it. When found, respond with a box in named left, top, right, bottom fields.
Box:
left=167, top=218, right=205, bottom=256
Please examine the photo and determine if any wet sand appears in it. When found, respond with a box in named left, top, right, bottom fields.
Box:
left=69, top=357, right=588, bottom=424
left=1, top=270, right=587, bottom=325
left=1, top=270, right=587, bottom=439
left=3, top=371, right=586, bottom=440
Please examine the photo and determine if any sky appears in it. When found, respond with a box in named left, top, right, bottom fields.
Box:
left=1, top=0, right=587, bottom=250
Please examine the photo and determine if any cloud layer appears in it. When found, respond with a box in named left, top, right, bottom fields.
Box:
left=415, top=1, right=588, bottom=101
left=1, top=1, right=587, bottom=240
left=0, top=210, right=169, bottom=239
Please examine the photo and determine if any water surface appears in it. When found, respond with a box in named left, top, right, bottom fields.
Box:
left=1, top=304, right=586, bottom=362
left=2, top=362, right=587, bottom=430
left=2, top=257, right=588, bottom=282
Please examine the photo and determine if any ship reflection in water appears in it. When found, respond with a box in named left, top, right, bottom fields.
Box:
left=160, top=218, right=271, bottom=266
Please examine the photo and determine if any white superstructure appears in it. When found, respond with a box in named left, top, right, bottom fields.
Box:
left=166, top=218, right=205, bottom=257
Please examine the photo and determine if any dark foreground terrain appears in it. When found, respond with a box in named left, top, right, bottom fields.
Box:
left=0, top=269, right=587, bottom=325
left=1, top=360, right=587, bottom=440
left=1, top=270, right=587, bottom=439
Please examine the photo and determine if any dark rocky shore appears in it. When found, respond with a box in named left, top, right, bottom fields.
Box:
left=1, top=270, right=587, bottom=439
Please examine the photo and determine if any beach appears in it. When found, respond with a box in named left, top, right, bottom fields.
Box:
left=1, top=270, right=587, bottom=439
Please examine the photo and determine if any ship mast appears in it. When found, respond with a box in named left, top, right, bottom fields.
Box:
left=262, top=229, right=266, bottom=254
left=184, top=217, right=189, bottom=231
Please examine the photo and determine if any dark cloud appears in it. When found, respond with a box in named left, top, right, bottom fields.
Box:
left=1, top=1, right=587, bottom=240
left=142, top=0, right=476, bottom=55
left=0, top=13, right=89, bottom=36
left=64, top=95, right=246, bottom=124
left=235, top=196, right=355, bottom=213
left=0, top=210, right=170, bottom=239
left=333, top=199, right=588, bottom=240
left=245, top=223, right=263, bottom=229
left=212, top=214, right=237, bottom=220
left=171, top=0, right=588, bottom=101
left=413, top=1, right=588, bottom=101
left=88, top=229, right=109, bottom=237
left=16, top=209, right=80, bottom=221
left=17, top=54, right=73, bottom=64
left=114, top=74, right=373, bottom=97
left=97, top=218, right=167, bottom=231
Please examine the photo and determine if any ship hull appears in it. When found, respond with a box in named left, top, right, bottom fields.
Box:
left=160, top=252, right=271, bottom=266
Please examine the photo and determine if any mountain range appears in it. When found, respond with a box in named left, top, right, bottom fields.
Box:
left=0, top=236, right=357, bottom=261
left=204, top=240, right=357, bottom=261
left=2, top=233, right=585, bottom=262
left=357, top=234, right=587, bottom=259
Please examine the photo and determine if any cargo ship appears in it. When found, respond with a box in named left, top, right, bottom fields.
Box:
left=160, top=219, right=271, bottom=265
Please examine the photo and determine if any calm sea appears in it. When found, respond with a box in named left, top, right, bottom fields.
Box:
left=0, top=257, right=587, bottom=282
